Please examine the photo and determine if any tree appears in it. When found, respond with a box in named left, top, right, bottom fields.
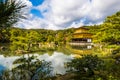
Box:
left=0, top=0, right=26, bottom=43
left=47, top=35, right=54, bottom=43
left=0, top=0, right=26, bottom=28
left=89, top=11, right=120, bottom=44
left=10, top=28, right=27, bottom=51
left=0, top=28, right=10, bottom=42
left=65, top=55, right=105, bottom=79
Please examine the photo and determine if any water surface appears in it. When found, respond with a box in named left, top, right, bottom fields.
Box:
left=0, top=45, right=93, bottom=75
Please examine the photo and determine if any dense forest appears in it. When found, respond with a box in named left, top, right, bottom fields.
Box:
left=0, top=27, right=74, bottom=52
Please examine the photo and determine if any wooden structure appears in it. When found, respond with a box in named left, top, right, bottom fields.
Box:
left=70, top=27, right=92, bottom=45
left=66, top=45, right=92, bottom=57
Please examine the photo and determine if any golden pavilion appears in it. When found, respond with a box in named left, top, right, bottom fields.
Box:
left=70, top=27, right=92, bottom=45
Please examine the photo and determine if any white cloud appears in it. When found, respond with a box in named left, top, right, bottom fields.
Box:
left=16, top=14, right=48, bottom=29
left=0, top=55, right=19, bottom=70
left=49, top=0, right=90, bottom=25
left=37, top=52, right=73, bottom=75
left=88, top=0, right=120, bottom=21
left=16, top=0, right=120, bottom=30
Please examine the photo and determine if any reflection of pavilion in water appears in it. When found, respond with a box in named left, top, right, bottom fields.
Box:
left=69, top=45, right=92, bottom=56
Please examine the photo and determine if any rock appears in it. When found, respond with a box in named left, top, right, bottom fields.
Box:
left=0, top=46, right=7, bottom=51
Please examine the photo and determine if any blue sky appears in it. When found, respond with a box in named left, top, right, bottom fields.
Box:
left=16, top=0, right=120, bottom=30
left=30, top=9, right=44, bottom=18
left=29, top=0, right=44, bottom=6
left=30, top=0, right=44, bottom=18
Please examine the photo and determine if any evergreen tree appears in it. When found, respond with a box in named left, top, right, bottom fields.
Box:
left=0, top=0, right=26, bottom=28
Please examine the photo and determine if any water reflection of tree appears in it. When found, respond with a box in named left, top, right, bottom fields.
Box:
left=1, top=54, right=53, bottom=80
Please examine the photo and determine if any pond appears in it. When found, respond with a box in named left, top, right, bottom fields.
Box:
left=0, top=52, right=74, bottom=75
left=0, top=44, right=94, bottom=75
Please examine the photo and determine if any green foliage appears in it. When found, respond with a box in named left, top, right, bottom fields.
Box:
left=103, top=58, right=120, bottom=80
left=89, top=11, right=120, bottom=45
left=65, top=55, right=120, bottom=80
left=9, top=28, right=74, bottom=51
left=10, top=28, right=28, bottom=50
left=0, top=28, right=10, bottom=42
left=0, top=0, right=26, bottom=28
left=112, top=47, right=120, bottom=54
left=66, top=55, right=104, bottom=76
left=0, top=0, right=26, bottom=43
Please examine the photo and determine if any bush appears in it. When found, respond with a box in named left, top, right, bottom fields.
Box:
left=66, top=55, right=105, bottom=76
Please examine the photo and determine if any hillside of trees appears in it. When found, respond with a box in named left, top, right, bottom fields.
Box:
left=0, top=27, right=74, bottom=52
left=89, top=11, right=120, bottom=45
